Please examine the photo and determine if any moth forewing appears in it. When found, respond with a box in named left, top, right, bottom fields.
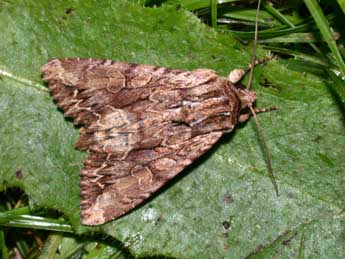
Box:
left=42, top=58, right=262, bottom=225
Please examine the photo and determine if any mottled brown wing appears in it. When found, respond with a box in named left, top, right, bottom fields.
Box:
left=42, top=58, right=235, bottom=225
left=79, top=132, right=222, bottom=225
left=41, top=58, right=223, bottom=127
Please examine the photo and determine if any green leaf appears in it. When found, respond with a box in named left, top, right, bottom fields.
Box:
left=0, top=1, right=344, bottom=258
left=337, top=0, right=345, bottom=14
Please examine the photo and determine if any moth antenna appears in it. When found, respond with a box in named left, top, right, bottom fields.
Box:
left=245, top=0, right=278, bottom=194
left=246, top=0, right=261, bottom=90
left=249, top=105, right=279, bottom=195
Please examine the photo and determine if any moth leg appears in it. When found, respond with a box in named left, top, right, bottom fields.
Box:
left=227, top=55, right=274, bottom=84
left=239, top=106, right=278, bottom=123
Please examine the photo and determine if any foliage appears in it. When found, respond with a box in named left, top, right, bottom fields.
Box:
left=0, top=0, right=344, bottom=258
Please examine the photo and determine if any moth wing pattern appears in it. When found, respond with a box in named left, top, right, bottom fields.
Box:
left=80, top=131, right=222, bottom=225
left=42, top=58, right=238, bottom=225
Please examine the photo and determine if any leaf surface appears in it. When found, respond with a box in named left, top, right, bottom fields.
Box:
left=0, top=1, right=344, bottom=258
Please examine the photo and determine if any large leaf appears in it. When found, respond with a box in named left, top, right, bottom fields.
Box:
left=0, top=0, right=344, bottom=258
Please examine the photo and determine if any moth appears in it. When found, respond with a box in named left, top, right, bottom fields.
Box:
left=42, top=58, right=273, bottom=225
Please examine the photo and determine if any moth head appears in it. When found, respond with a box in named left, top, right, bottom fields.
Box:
left=234, top=87, right=257, bottom=110
left=227, top=68, right=256, bottom=110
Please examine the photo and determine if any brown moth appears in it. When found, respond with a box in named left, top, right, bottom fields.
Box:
left=42, top=58, right=267, bottom=225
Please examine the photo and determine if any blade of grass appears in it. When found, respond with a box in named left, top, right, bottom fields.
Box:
left=25, top=245, right=40, bottom=259
left=326, top=69, right=345, bottom=126
left=263, top=46, right=335, bottom=68
left=259, top=31, right=339, bottom=43
left=4, top=206, right=31, bottom=216
left=262, top=2, right=324, bottom=57
left=83, top=242, right=123, bottom=259
left=0, top=213, right=73, bottom=233
left=278, top=59, right=328, bottom=75
left=180, top=0, right=238, bottom=10
left=210, top=0, right=217, bottom=28
left=230, top=24, right=309, bottom=39
left=0, top=230, right=8, bottom=259
left=38, top=233, right=63, bottom=259
left=298, top=228, right=305, bottom=259
left=222, top=8, right=276, bottom=26
left=59, top=243, right=84, bottom=259
left=336, top=0, right=345, bottom=14
left=262, top=1, right=295, bottom=27
left=16, top=240, right=30, bottom=259
left=229, top=20, right=313, bottom=39
left=304, top=0, right=345, bottom=77
left=230, top=13, right=336, bottom=39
